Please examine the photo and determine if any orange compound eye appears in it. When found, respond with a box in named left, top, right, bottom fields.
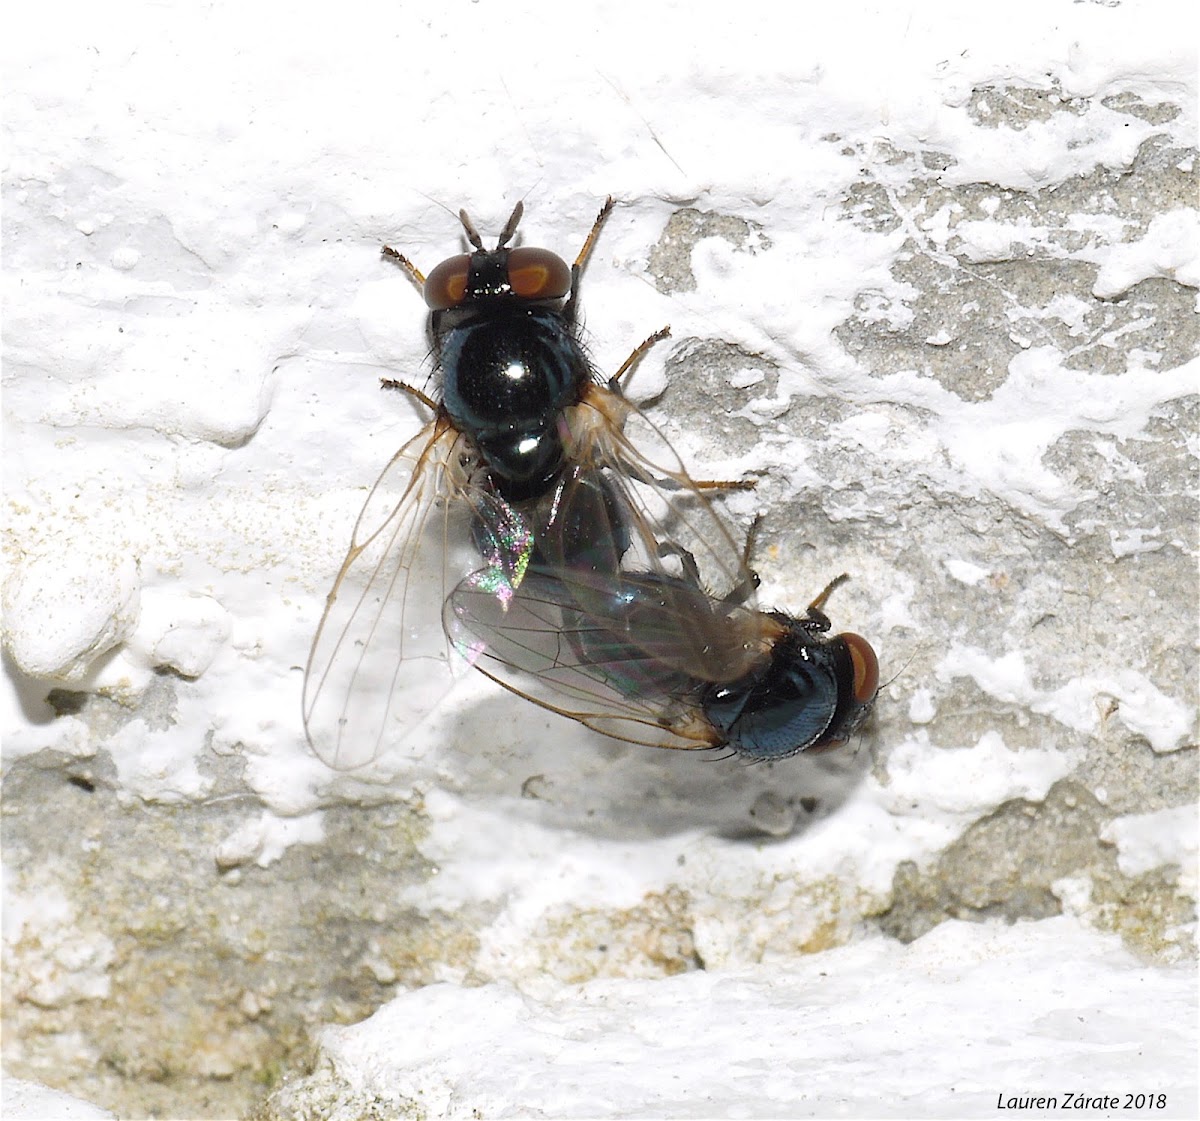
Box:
left=423, top=253, right=471, bottom=310
left=506, top=247, right=571, bottom=300
left=840, top=633, right=879, bottom=705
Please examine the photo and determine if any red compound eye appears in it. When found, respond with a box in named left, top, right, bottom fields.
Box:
left=423, top=253, right=471, bottom=310
left=840, top=632, right=880, bottom=705
left=506, top=247, right=571, bottom=300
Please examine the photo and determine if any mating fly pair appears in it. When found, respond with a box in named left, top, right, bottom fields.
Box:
left=303, top=199, right=879, bottom=771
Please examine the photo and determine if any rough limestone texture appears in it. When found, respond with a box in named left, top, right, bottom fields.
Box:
left=254, top=919, right=1198, bottom=1121
left=3, top=3, right=1196, bottom=1119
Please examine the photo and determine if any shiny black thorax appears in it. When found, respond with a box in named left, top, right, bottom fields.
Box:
left=434, top=254, right=592, bottom=503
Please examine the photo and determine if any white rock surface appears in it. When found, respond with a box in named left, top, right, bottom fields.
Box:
left=268, top=918, right=1198, bottom=1120
left=0, top=1077, right=115, bottom=1120
left=2, top=546, right=140, bottom=685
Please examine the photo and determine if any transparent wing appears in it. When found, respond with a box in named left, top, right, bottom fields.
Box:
left=308, top=380, right=766, bottom=762
left=564, top=382, right=757, bottom=608
left=303, top=415, right=519, bottom=769
left=446, top=567, right=726, bottom=751
left=531, top=383, right=770, bottom=683
left=443, top=381, right=783, bottom=753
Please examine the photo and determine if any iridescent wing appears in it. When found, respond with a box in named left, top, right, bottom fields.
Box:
left=446, top=567, right=729, bottom=751
left=303, top=414, right=528, bottom=769
left=444, top=383, right=779, bottom=751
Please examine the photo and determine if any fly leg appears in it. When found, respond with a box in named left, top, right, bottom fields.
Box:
left=608, top=327, right=672, bottom=394
left=719, top=515, right=765, bottom=608
left=614, top=461, right=752, bottom=495
left=803, top=574, right=850, bottom=634
left=654, top=535, right=760, bottom=611
left=381, top=244, right=427, bottom=293
left=722, top=565, right=761, bottom=607
left=643, top=502, right=762, bottom=607
left=381, top=242, right=442, bottom=354
left=655, top=539, right=704, bottom=588
left=564, top=196, right=615, bottom=328
left=380, top=378, right=439, bottom=413
left=692, top=477, right=757, bottom=492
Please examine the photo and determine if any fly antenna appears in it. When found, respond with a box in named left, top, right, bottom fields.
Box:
left=458, top=209, right=485, bottom=250
left=496, top=201, right=524, bottom=248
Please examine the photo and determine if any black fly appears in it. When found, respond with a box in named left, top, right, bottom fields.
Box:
left=304, top=201, right=878, bottom=769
